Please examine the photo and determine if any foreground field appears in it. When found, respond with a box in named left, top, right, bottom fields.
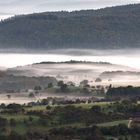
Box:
left=0, top=99, right=139, bottom=140
left=0, top=103, right=129, bottom=135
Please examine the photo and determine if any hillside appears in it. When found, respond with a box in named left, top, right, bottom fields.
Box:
left=7, top=61, right=138, bottom=85
left=0, top=73, right=57, bottom=92
left=0, top=4, right=140, bottom=51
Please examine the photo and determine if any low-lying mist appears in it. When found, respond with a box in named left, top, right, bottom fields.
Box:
left=0, top=48, right=140, bottom=69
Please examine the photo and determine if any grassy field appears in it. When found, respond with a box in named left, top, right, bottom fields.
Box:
left=25, top=101, right=112, bottom=111
left=97, top=120, right=129, bottom=127
left=0, top=114, right=39, bottom=122
left=73, top=102, right=112, bottom=108
left=0, top=102, right=131, bottom=136
left=25, top=105, right=47, bottom=111
left=0, top=114, right=41, bottom=135
left=12, top=123, right=27, bottom=134
left=0, top=114, right=39, bottom=121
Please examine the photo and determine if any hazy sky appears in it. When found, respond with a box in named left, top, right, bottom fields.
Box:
left=0, top=0, right=140, bottom=16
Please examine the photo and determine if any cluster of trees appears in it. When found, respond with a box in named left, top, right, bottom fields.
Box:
left=38, top=61, right=111, bottom=65
left=51, top=80, right=105, bottom=96
left=49, top=124, right=140, bottom=140
left=0, top=4, right=140, bottom=50
left=0, top=103, right=24, bottom=114
left=0, top=124, right=139, bottom=140
left=40, top=97, right=90, bottom=105
left=106, top=86, right=140, bottom=98
left=34, top=105, right=125, bottom=126
left=105, top=100, right=140, bottom=117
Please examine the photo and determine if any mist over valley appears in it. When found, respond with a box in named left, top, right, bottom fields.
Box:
left=0, top=2, right=140, bottom=139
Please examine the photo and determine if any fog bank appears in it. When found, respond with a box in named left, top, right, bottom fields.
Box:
left=0, top=49, right=140, bottom=69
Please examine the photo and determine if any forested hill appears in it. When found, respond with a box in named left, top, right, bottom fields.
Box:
left=0, top=4, right=140, bottom=50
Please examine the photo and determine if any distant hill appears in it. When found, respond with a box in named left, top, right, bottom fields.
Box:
left=0, top=4, right=140, bottom=51
left=7, top=61, right=136, bottom=84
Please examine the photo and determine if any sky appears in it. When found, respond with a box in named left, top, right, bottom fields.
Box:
left=0, top=0, right=140, bottom=19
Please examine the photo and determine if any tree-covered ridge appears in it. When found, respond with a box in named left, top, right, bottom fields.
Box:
left=106, top=86, right=140, bottom=98
left=0, top=4, right=140, bottom=50
left=34, top=60, right=111, bottom=65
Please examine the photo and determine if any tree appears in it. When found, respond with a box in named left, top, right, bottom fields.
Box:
left=7, top=95, right=11, bottom=99
left=48, top=83, right=53, bottom=88
left=46, top=105, right=52, bottom=110
left=80, top=80, right=88, bottom=87
left=60, top=84, right=68, bottom=92
left=57, top=81, right=64, bottom=87
left=95, top=78, right=102, bottom=82
left=34, top=86, right=42, bottom=91
left=7, top=104, right=23, bottom=113
left=29, top=116, right=33, bottom=122
left=0, top=103, right=6, bottom=109
left=28, top=92, right=35, bottom=98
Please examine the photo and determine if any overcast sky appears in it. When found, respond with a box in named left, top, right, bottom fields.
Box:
left=0, top=0, right=140, bottom=18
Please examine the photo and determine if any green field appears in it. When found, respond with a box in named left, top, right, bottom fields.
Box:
left=97, top=120, right=129, bottom=127
left=73, top=102, right=112, bottom=108
left=25, top=101, right=112, bottom=111
left=25, top=105, right=47, bottom=111
left=0, top=114, right=39, bottom=122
